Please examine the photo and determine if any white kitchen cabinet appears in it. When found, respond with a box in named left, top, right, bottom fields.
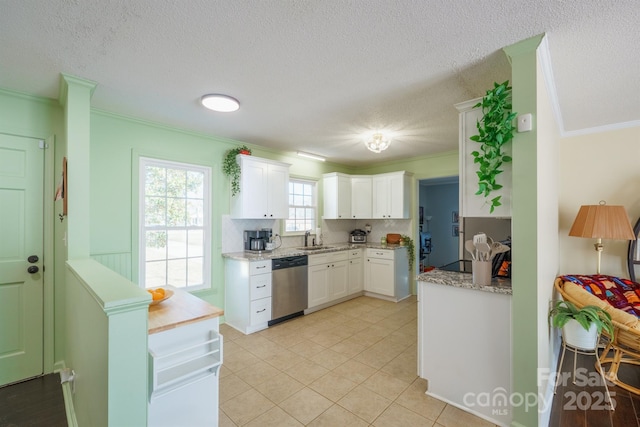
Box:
left=363, top=247, right=409, bottom=301
left=347, top=248, right=364, bottom=294
left=350, top=176, right=372, bottom=219
left=230, top=155, right=290, bottom=219
left=307, top=251, right=349, bottom=309
left=455, top=98, right=512, bottom=218
left=224, top=258, right=272, bottom=334
left=372, top=172, right=411, bottom=219
left=323, top=172, right=351, bottom=219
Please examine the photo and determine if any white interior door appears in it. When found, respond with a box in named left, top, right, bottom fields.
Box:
left=0, top=133, right=44, bottom=386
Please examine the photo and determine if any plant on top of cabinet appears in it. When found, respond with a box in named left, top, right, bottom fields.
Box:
left=470, top=81, right=516, bottom=213
left=222, top=145, right=251, bottom=196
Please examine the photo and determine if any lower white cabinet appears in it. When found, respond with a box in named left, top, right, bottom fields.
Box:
left=148, top=317, right=222, bottom=426
left=364, top=247, right=409, bottom=301
left=348, top=248, right=364, bottom=294
left=224, top=258, right=272, bottom=334
left=307, top=251, right=349, bottom=309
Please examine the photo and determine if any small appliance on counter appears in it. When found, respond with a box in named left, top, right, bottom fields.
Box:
left=244, top=228, right=273, bottom=252
left=350, top=229, right=367, bottom=244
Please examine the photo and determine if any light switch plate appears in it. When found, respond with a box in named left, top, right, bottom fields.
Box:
left=517, top=113, right=533, bottom=132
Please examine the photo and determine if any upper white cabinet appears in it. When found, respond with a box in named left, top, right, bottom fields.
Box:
left=351, top=176, right=372, bottom=219
left=455, top=99, right=512, bottom=218
left=323, top=172, right=351, bottom=219
left=372, top=171, right=411, bottom=219
left=230, top=155, right=290, bottom=219
left=323, top=171, right=410, bottom=220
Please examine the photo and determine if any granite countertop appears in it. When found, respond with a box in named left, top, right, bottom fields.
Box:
left=222, top=242, right=407, bottom=261
left=417, top=269, right=512, bottom=295
left=148, top=285, right=224, bottom=334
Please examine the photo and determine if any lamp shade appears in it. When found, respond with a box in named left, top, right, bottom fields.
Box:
left=568, top=203, right=635, bottom=240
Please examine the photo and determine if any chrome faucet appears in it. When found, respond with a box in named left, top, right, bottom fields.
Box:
left=304, top=230, right=311, bottom=247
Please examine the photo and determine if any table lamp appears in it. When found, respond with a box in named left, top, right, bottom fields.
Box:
left=569, top=201, right=636, bottom=274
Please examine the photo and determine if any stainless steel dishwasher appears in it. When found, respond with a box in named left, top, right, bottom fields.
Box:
left=269, top=255, right=308, bottom=326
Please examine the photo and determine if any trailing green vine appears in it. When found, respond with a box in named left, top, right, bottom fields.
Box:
left=401, top=235, right=415, bottom=271
left=470, top=81, right=516, bottom=213
left=222, top=145, right=251, bottom=196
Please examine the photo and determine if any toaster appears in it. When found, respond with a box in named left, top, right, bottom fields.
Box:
left=349, top=229, right=367, bottom=243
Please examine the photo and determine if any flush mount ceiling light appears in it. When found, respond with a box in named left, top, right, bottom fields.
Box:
left=200, top=94, right=240, bottom=112
left=365, top=132, right=391, bottom=153
left=297, top=151, right=326, bottom=162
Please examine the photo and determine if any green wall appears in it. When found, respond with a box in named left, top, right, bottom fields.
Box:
left=89, top=111, right=362, bottom=309
left=0, top=89, right=65, bottom=374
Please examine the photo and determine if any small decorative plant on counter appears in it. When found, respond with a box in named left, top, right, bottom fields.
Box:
left=401, top=235, right=415, bottom=272
left=470, top=80, right=516, bottom=213
left=222, top=145, right=251, bottom=196
left=549, top=300, right=614, bottom=349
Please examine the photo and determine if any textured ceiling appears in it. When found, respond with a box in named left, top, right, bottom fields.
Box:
left=1, top=1, right=638, bottom=166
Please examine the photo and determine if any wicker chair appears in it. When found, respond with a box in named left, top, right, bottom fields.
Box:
left=554, top=276, right=640, bottom=395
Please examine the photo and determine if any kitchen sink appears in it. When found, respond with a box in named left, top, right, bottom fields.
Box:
left=296, top=246, right=334, bottom=251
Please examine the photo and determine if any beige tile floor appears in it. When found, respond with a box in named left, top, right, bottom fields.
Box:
left=219, top=295, right=497, bottom=427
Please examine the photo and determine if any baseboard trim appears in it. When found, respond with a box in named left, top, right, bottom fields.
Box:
left=54, top=362, right=78, bottom=427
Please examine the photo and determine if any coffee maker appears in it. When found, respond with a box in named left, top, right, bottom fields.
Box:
left=244, top=228, right=272, bottom=252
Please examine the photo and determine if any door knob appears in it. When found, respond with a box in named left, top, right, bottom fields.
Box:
left=28, top=255, right=39, bottom=263
left=27, top=265, right=39, bottom=274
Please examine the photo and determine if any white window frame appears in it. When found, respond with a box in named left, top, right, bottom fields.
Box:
left=138, top=157, right=211, bottom=291
left=283, top=178, right=317, bottom=236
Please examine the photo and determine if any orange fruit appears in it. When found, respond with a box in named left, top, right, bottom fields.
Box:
left=155, top=288, right=166, bottom=297
left=151, top=291, right=163, bottom=301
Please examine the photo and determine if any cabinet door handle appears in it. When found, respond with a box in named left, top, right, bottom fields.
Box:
left=256, top=266, right=266, bottom=269
left=257, top=308, right=266, bottom=313
left=256, top=285, right=266, bottom=288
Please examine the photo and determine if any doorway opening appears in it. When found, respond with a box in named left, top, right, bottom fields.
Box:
left=417, top=176, right=459, bottom=272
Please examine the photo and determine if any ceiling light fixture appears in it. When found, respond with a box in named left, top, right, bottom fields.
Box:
left=365, top=132, right=391, bottom=153
left=200, top=94, right=240, bottom=112
left=297, top=151, right=326, bottom=162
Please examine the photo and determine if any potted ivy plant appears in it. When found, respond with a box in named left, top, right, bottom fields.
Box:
left=400, top=235, right=415, bottom=272
left=470, top=81, right=517, bottom=213
left=222, top=145, right=251, bottom=196
left=549, top=300, right=614, bottom=350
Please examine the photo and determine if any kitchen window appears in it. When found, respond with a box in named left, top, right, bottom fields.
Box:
left=139, top=157, right=211, bottom=290
left=284, top=178, right=316, bottom=234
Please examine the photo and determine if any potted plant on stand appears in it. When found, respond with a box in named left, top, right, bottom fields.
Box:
left=549, top=299, right=615, bottom=407
left=550, top=300, right=614, bottom=350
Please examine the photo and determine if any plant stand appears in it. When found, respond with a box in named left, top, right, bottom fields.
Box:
left=554, top=332, right=614, bottom=411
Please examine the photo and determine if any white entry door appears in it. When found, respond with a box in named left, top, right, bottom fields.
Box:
left=0, top=133, right=44, bottom=386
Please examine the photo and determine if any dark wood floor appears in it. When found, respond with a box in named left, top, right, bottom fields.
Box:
left=0, top=373, right=67, bottom=427
left=549, top=348, right=640, bottom=427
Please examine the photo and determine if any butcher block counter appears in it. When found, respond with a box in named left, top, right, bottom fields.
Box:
left=147, top=286, right=224, bottom=426
left=148, top=285, right=224, bottom=334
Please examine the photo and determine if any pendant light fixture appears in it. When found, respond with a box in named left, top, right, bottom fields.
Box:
left=365, top=132, right=391, bottom=153
left=201, top=94, right=240, bottom=112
